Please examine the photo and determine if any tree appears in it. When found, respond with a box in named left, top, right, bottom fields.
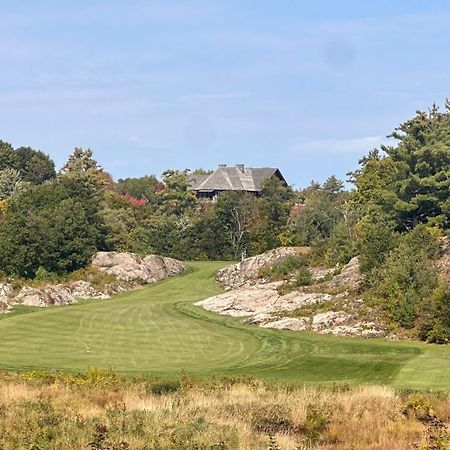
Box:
left=0, top=168, right=28, bottom=200
left=157, top=169, right=196, bottom=216
left=215, top=192, right=256, bottom=259
left=15, top=146, right=55, bottom=184
left=0, top=173, right=109, bottom=277
left=352, top=104, right=450, bottom=232
left=322, top=175, right=344, bottom=197
left=61, top=147, right=102, bottom=174
left=0, top=141, right=17, bottom=169
left=0, top=141, right=55, bottom=184
left=116, top=175, right=163, bottom=202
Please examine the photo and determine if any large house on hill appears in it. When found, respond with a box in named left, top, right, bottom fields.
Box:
left=189, top=164, right=287, bottom=200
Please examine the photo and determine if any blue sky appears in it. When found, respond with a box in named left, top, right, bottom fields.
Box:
left=1, top=1, right=450, bottom=187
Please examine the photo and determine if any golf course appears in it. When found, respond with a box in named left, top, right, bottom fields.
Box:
left=0, top=261, right=449, bottom=389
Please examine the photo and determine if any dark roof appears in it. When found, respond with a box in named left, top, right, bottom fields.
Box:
left=189, top=166, right=285, bottom=193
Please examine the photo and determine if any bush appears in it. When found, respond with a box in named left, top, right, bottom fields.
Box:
left=259, top=255, right=308, bottom=281
left=365, top=226, right=439, bottom=330
left=34, top=266, right=54, bottom=281
left=419, top=284, right=450, bottom=343
left=148, top=380, right=181, bottom=395
left=295, top=267, right=313, bottom=286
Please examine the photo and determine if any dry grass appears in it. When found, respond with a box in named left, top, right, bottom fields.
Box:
left=0, top=371, right=448, bottom=449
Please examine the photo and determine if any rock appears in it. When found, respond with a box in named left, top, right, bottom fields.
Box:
left=14, top=285, right=77, bottom=307
left=13, top=280, right=117, bottom=308
left=323, top=257, right=361, bottom=290
left=6, top=252, right=185, bottom=309
left=319, top=322, right=385, bottom=338
left=244, top=313, right=274, bottom=325
left=261, top=317, right=310, bottom=331
left=216, top=247, right=309, bottom=288
left=312, top=311, right=354, bottom=330
left=0, top=283, right=13, bottom=304
left=66, top=281, right=110, bottom=300
left=92, top=252, right=185, bottom=283
left=195, top=283, right=332, bottom=316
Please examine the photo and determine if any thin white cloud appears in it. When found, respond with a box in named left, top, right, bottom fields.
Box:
left=292, top=136, right=393, bottom=155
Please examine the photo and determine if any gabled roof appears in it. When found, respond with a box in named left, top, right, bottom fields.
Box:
left=190, top=165, right=285, bottom=192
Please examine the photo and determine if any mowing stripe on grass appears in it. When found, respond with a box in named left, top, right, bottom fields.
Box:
left=0, top=261, right=449, bottom=389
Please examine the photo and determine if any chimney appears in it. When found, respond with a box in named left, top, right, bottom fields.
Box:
left=235, top=164, right=244, bottom=172
left=218, top=164, right=227, bottom=169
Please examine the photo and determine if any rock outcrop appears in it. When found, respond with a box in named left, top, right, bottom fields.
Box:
left=216, top=247, right=309, bottom=289
left=196, top=283, right=332, bottom=316
left=92, top=252, right=185, bottom=283
left=0, top=283, right=13, bottom=312
left=197, top=248, right=386, bottom=338
left=322, top=257, right=361, bottom=289
left=0, top=283, right=13, bottom=303
left=13, top=282, right=116, bottom=307
left=2, top=252, right=185, bottom=309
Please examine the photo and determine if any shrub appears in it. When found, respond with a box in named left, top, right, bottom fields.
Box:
left=259, top=255, right=308, bottom=281
left=34, top=266, right=54, bottom=281
left=365, top=226, right=439, bottom=330
left=295, top=267, right=313, bottom=286
left=148, top=380, right=181, bottom=395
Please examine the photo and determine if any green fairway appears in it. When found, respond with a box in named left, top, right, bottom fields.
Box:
left=0, top=261, right=449, bottom=389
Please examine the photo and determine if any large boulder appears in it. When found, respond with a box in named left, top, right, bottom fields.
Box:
left=92, top=252, right=185, bottom=283
left=195, top=282, right=332, bottom=316
left=216, top=247, right=309, bottom=289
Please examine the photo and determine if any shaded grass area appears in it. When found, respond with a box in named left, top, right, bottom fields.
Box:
left=0, top=261, right=449, bottom=389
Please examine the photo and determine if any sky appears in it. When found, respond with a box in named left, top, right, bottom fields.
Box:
left=1, top=1, right=450, bottom=188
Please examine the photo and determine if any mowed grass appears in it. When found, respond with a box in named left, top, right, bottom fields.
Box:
left=0, top=261, right=449, bottom=389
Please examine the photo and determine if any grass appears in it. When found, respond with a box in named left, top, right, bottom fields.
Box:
left=0, top=375, right=449, bottom=450
left=0, top=370, right=450, bottom=450
left=0, top=261, right=449, bottom=389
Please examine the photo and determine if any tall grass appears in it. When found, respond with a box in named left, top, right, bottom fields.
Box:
left=0, top=370, right=448, bottom=449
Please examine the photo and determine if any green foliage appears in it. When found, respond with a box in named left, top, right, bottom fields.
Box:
left=419, top=283, right=450, bottom=344
left=34, top=266, right=53, bottom=281
left=0, top=173, right=106, bottom=277
left=295, top=266, right=314, bottom=286
left=0, top=141, right=55, bottom=184
left=61, top=147, right=102, bottom=174
left=357, top=211, right=398, bottom=273
left=365, top=226, right=439, bottom=329
left=116, top=175, right=163, bottom=200
left=351, top=104, right=450, bottom=232
left=148, top=380, right=181, bottom=395
left=259, top=255, right=307, bottom=281
left=0, top=168, right=28, bottom=200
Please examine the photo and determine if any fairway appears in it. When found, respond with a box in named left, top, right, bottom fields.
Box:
left=0, top=262, right=449, bottom=389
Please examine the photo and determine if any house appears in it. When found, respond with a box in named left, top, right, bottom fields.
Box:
left=189, top=164, right=287, bottom=200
